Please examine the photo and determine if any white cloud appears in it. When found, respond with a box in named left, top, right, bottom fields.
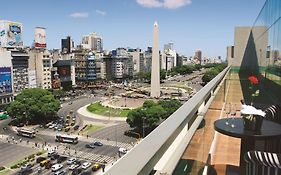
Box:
left=164, top=0, right=192, bottom=9
left=136, top=0, right=192, bottom=9
left=69, top=12, right=89, bottom=18
left=96, top=10, right=107, bottom=16
left=136, top=0, right=163, bottom=8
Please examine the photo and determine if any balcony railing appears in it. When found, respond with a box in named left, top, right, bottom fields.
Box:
left=104, top=66, right=231, bottom=175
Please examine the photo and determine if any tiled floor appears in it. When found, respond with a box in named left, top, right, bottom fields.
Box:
left=180, top=73, right=243, bottom=175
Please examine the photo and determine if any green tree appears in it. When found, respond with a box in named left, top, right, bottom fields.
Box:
left=126, top=99, right=182, bottom=134
left=7, top=88, right=60, bottom=124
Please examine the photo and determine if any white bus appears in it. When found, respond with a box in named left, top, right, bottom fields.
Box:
left=55, top=134, right=78, bottom=144
left=17, top=128, right=36, bottom=138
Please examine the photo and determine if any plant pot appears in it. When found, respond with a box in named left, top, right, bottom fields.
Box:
left=243, top=114, right=264, bottom=131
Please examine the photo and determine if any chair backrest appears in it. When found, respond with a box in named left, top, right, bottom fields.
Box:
left=264, top=104, right=281, bottom=124
left=244, top=150, right=281, bottom=175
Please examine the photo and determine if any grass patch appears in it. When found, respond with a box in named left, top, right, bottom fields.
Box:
left=79, top=124, right=104, bottom=136
left=87, top=102, right=131, bottom=117
left=0, top=169, right=10, bottom=175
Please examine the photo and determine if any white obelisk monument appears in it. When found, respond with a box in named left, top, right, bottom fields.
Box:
left=150, top=22, right=160, bottom=98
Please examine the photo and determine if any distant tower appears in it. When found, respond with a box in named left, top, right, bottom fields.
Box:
left=150, top=22, right=160, bottom=98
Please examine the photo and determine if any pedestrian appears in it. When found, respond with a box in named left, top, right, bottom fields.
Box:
left=87, top=135, right=89, bottom=139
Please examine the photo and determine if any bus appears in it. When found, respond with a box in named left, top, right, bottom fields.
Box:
left=55, top=134, right=78, bottom=144
left=17, top=128, right=36, bottom=138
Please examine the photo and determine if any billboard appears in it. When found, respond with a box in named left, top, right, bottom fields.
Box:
left=0, top=67, right=12, bottom=94
left=34, top=27, right=46, bottom=48
left=0, top=20, right=23, bottom=48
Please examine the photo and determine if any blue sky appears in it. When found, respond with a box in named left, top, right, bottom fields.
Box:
left=0, top=0, right=265, bottom=58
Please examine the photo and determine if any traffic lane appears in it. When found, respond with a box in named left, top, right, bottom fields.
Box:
left=0, top=118, right=12, bottom=134
left=37, top=134, right=120, bottom=157
left=90, top=123, right=136, bottom=143
left=0, top=141, right=37, bottom=166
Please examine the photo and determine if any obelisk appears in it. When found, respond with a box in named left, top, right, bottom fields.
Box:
left=150, top=22, right=160, bottom=98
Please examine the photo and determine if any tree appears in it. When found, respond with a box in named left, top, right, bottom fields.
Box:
left=7, top=88, right=60, bottom=124
left=201, top=63, right=227, bottom=84
left=126, top=99, right=182, bottom=134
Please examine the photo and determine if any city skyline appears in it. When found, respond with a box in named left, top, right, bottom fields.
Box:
left=0, top=0, right=265, bottom=58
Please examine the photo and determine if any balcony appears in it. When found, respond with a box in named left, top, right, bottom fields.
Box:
left=104, top=66, right=281, bottom=175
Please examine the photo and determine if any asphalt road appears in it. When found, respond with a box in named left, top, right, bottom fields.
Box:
left=0, top=141, right=37, bottom=166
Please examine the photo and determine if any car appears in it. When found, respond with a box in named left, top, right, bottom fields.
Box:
left=21, top=163, right=33, bottom=170
left=72, top=168, right=82, bottom=175
left=85, top=143, right=95, bottom=149
left=73, top=125, right=79, bottom=130
left=18, top=167, right=32, bottom=175
left=70, top=122, right=75, bottom=126
left=50, top=154, right=60, bottom=160
left=68, top=101, right=73, bottom=105
left=57, top=156, right=67, bottom=163
left=72, top=117, right=76, bottom=121
left=93, top=141, right=103, bottom=146
left=36, top=157, right=46, bottom=163
left=67, top=158, right=77, bottom=165
left=69, top=164, right=80, bottom=170
left=92, top=163, right=101, bottom=171
left=40, top=159, right=50, bottom=167
left=54, top=170, right=65, bottom=175
left=48, top=150, right=57, bottom=157
left=118, top=147, right=127, bottom=154
left=49, top=124, right=56, bottom=129
left=66, top=115, right=70, bottom=119
left=51, top=164, right=63, bottom=172
left=81, top=162, right=92, bottom=169
left=64, top=127, right=70, bottom=132
left=45, top=161, right=54, bottom=169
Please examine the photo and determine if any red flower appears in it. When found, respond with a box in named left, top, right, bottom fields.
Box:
left=248, top=76, right=259, bottom=85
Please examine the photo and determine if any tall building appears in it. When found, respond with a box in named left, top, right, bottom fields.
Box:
left=11, top=49, right=29, bottom=94
left=128, top=48, right=143, bottom=75
left=194, top=50, right=202, bottom=64
left=151, top=22, right=160, bottom=98
left=81, top=33, right=103, bottom=53
left=61, top=36, right=74, bottom=54
left=0, top=48, right=13, bottom=107
left=164, top=42, right=177, bottom=67
left=0, top=20, right=23, bottom=48
left=28, top=49, right=52, bottom=89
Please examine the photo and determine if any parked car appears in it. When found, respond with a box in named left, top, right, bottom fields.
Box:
left=51, top=164, right=63, bottom=172
left=67, top=158, right=77, bottom=165
left=92, top=163, right=101, bottom=171
left=81, top=162, right=92, bottom=169
left=93, top=141, right=103, bottom=146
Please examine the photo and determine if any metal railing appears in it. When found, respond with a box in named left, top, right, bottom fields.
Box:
left=104, top=66, right=230, bottom=175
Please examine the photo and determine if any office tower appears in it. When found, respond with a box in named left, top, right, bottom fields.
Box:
left=150, top=22, right=160, bottom=98
left=81, top=33, right=103, bottom=53
left=61, top=36, right=74, bottom=54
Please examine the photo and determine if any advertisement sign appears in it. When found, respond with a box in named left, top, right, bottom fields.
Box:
left=0, top=20, right=23, bottom=48
left=28, top=70, right=37, bottom=88
left=0, top=67, right=12, bottom=94
left=34, top=27, right=46, bottom=48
